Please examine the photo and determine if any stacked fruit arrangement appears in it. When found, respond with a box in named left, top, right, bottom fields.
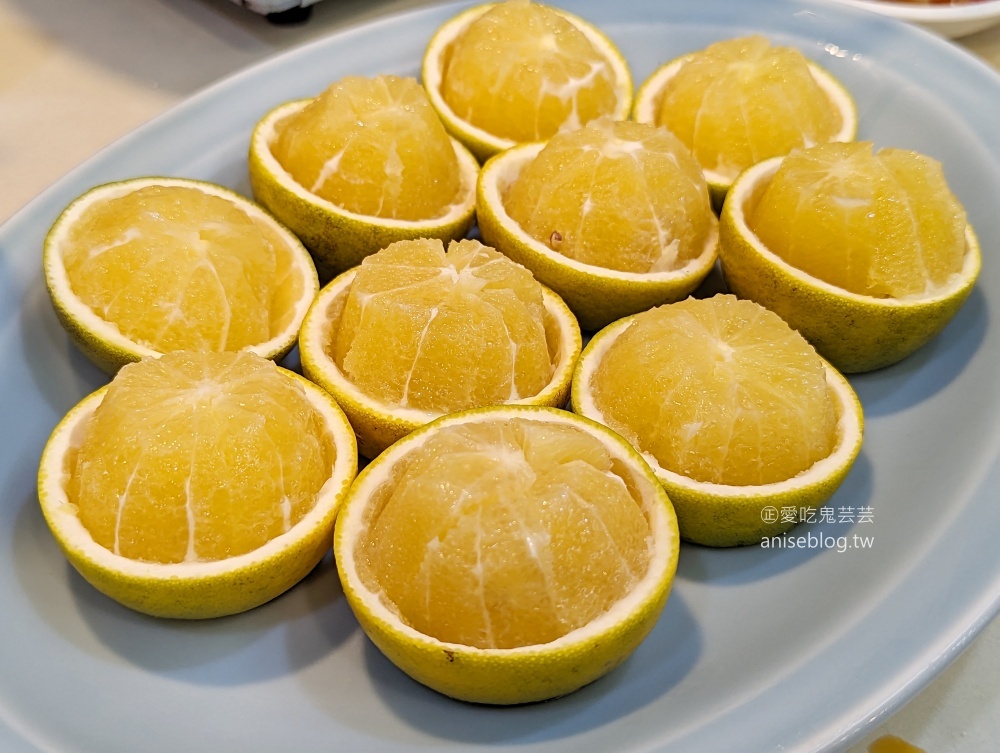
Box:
left=37, top=1, right=980, bottom=706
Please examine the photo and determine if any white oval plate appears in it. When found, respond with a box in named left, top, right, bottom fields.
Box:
left=2, top=1, right=1000, bottom=751
left=829, top=0, right=1000, bottom=38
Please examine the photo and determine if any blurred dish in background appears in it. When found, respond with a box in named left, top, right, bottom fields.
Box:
left=828, top=0, right=1000, bottom=36
left=228, top=0, right=321, bottom=23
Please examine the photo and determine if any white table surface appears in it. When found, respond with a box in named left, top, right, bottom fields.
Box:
left=2, top=1, right=999, bottom=750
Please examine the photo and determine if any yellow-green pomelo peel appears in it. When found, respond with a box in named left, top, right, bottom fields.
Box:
left=633, top=52, right=857, bottom=211
left=719, top=157, right=981, bottom=373
left=478, top=142, right=718, bottom=332
left=572, top=314, right=864, bottom=547
left=299, top=267, right=582, bottom=459
left=249, top=99, right=477, bottom=280
left=421, top=3, right=633, bottom=163
left=334, top=405, right=678, bottom=704
left=37, top=370, right=357, bottom=619
left=43, top=177, right=318, bottom=374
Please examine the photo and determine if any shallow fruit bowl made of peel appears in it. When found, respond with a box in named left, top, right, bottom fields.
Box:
left=3, top=0, right=1000, bottom=752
